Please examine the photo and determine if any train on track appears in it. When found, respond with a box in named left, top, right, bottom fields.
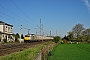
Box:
left=24, top=34, right=53, bottom=42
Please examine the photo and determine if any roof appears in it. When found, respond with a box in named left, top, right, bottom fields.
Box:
left=0, top=21, right=13, bottom=27
left=0, top=31, right=14, bottom=35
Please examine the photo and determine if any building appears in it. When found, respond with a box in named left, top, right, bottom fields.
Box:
left=0, top=21, right=15, bottom=42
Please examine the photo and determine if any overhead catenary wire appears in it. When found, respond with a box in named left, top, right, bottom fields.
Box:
left=0, top=12, right=29, bottom=30
left=0, top=12, right=19, bottom=21
left=0, top=0, right=42, bottom=35
left=0, top=7, right=36, bottom=32
left=0, top=4, right=33, bottom=29
left=0, top=5, right=20, bottom=18
left=11, top=0, right=40, bottom=29
left=0, top=5, right=35, bottom=30
left=11, top=0, right=43, bottom=35
left=0, top=15, right=19, bottom=26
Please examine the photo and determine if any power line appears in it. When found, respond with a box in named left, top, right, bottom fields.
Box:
left=0, top=5, right=20, bottom=18
left=11, top=0, right=41, bottom=32
left=0, top=4, right=32, bottom=28
left=0, top=0, right=41, bottom=34
left=0, top=11, right=38, bottom=35
left=11, top=0, right=39, bottom=28
left=0, top=6, right=34, bottom=35
left=0, top=12, right=19, bottom=21
left=0, top=15, right=19, bottom=25
left=0, top=12, right=28, bottom=28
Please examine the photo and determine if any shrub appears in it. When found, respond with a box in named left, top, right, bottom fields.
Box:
left=52, top=36, right=61, bottom=43
left=3, top=38, right=7, bottom=43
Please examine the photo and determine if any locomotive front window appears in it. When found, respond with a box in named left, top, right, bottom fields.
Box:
left=25, top=35, right=30, bottom=37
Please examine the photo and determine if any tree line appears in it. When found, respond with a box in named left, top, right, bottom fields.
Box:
left=62, top=23, right=90, bottom=43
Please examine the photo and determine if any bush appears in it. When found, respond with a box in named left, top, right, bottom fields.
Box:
left=15, top=38, right=19, bottom=42
left=52, top=36, right=61, bottom=43
left=3, top=38, right=7, bottom=43
left=15, top=33, right=20, bottom=42
left=60, top=42, right=64, bottom=44
left=48, top=51, right=52, bottom=56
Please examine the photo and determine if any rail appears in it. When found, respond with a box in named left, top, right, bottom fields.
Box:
left=0, top=42, right=44, bottom=56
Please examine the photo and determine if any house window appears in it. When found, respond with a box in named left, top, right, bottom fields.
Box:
left=6, top=26, right=7, bottom=28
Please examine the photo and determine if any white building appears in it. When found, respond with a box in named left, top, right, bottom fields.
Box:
left=0, top=21, right=15, bottom=42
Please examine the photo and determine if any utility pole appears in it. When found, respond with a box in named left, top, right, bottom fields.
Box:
left=42, top=24, right=43, bottom=42
left=50, top=31, right=51, bottom=36
left=56, top=30, right=57, bottom=36
left=40, top=18, right=41, bottom=36
left=28, top=29, right=30, bottom=35
left=34, top=28, right=37, bottom=35
left=20, top=25, right=22, bottom=43
left=34, top=28, right=37, bottom=40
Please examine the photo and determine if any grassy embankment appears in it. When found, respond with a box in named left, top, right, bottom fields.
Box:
left=48, top=43, right=90, bottom=60
left=0, top=42, right=52, bottom=60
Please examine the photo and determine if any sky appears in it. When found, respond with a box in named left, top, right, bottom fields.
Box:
left=0, top=0, right=90, bottom=37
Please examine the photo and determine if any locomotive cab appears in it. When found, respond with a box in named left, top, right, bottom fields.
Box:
left=24, top=35, right=31, bottom=42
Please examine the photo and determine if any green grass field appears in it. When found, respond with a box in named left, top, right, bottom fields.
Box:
left=48, top=43, right=90, bottom=60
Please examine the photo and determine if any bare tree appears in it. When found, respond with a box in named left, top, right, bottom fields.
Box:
left=72, top=23, right=84, bottom=40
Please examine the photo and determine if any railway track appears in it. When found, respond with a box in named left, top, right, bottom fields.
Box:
left=0, top=41, right=45, bottom=56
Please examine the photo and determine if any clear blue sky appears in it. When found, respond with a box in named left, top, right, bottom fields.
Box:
left=0, top=0, right=90, bottom=37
